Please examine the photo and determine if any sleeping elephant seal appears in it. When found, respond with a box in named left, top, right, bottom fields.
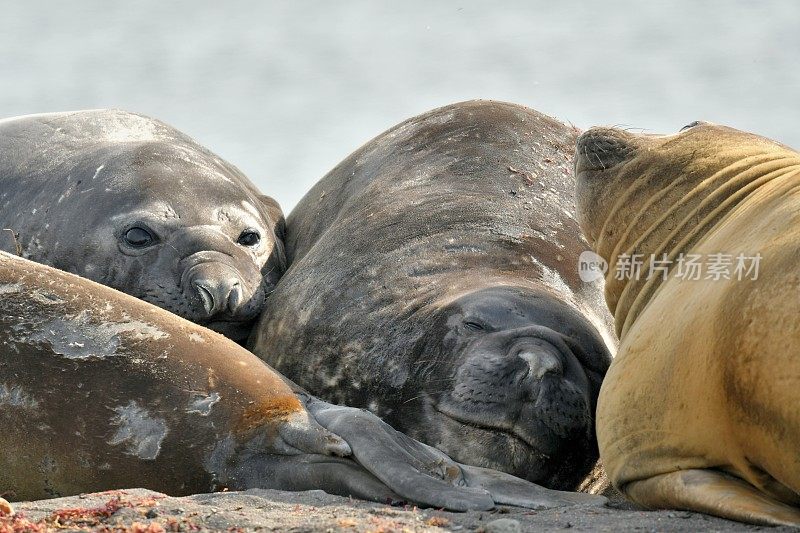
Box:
left=0, top=110, right=285, bottom=341
left=0, top=250, right=603, bottom=510
left=250, top=100, right=616, bottom=490
left=575, top=122, right=800, bottom=525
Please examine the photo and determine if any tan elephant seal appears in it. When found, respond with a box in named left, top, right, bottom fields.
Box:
left=574, top=121, right=800, bottom=525
left=0, top=250, right=602, bottom=511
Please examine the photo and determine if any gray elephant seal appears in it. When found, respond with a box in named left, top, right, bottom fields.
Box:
left=575, top=122, right=800, bottom=525
left=250, top=101, right=616, bottom=490
left=0, top=110, right=285, bottom=341
left=0, top=251, right=604, bottom=510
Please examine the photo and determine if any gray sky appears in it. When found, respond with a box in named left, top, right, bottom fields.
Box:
left=1, top=1, right=798, bottom=211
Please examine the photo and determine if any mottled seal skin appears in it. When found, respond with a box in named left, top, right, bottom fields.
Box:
left=575, top=122, right=800, bottom=525
left=0, top=251, right=604, bottom=511
left=0, top=110, right=285, bottom=341
left=250, top=101, right=616, bottom=490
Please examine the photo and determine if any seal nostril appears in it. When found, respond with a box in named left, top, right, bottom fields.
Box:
left=517, top=347, right=563, bottom=380
left=227, top=281, right=243, bottom=312
left=193, top=281, right=216, bottom=315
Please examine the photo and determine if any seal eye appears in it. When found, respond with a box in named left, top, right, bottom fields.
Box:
left=237, top=229, right=261, bottom=247
left=463, top=320, right=486, bottom=332
left=123, top=226, right=155, bottom=248
left=680, top=121, right=705, bottom=132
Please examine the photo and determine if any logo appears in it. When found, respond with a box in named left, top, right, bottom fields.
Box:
left=578, top=251, right=608, bottom=283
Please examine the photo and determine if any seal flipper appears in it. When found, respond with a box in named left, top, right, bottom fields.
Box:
left=625, top=469, right=800, bottom=526
left=307, top=398, right=606, bottom=511
left=460, top=465, right=606, bottom=509
left=264, top=455, right=404, bottom=505
left=307, top=399, right=495, bottom=511
left=227, top=453, right=402, bottom=505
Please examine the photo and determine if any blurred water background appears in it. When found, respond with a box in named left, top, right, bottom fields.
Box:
left=1, top=1, right=798, bottom=211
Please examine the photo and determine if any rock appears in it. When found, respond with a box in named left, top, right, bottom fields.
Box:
left=484, top=518, right=522, bottom=533
left=0, top=497, right=13, bottom=516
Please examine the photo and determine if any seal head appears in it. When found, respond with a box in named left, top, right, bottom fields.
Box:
left=0, top=110, right=285, bottom=340
left=411, top=285, right=609, bottom=488
left=575, top=120, right=799, bottom=336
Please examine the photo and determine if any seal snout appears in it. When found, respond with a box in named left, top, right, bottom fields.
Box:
left=175, top=250, right=267, bottom=338
left=192, top=276, right=243, bottom=316
left=515, top=339, right=564, bottom=381
left=184, top=260, right=252, bottom=319
left=436, top=325, right=591, bottom=456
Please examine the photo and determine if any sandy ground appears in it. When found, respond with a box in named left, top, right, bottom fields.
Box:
left=1, top=488, right=789, bottom=532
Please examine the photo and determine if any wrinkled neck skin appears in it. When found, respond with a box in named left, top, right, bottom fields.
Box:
left=576, top=124, right=800, bottom=337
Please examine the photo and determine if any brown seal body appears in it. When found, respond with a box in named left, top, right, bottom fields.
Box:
left=0, top=250, right=339, bottom=501
left=250, top=101, right=616, bottom=490
left=0, top=251, right=602, bottom=511
left=0, top=110, right=286, bottom=341
left=575, top=121, right=800, bottom=525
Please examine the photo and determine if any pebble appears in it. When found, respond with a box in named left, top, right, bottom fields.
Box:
left=484, top=517, right=522, bottom=533
left=0, top=497, right=13, bottom=516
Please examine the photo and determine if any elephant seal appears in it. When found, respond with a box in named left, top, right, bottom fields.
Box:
left=0, top=250, right=603, bottom=510
left=0, top=110, right=285, bottom=341
left=250, top=101, right=616, bottom=490
left=575, top=122, right=800, bottom=525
